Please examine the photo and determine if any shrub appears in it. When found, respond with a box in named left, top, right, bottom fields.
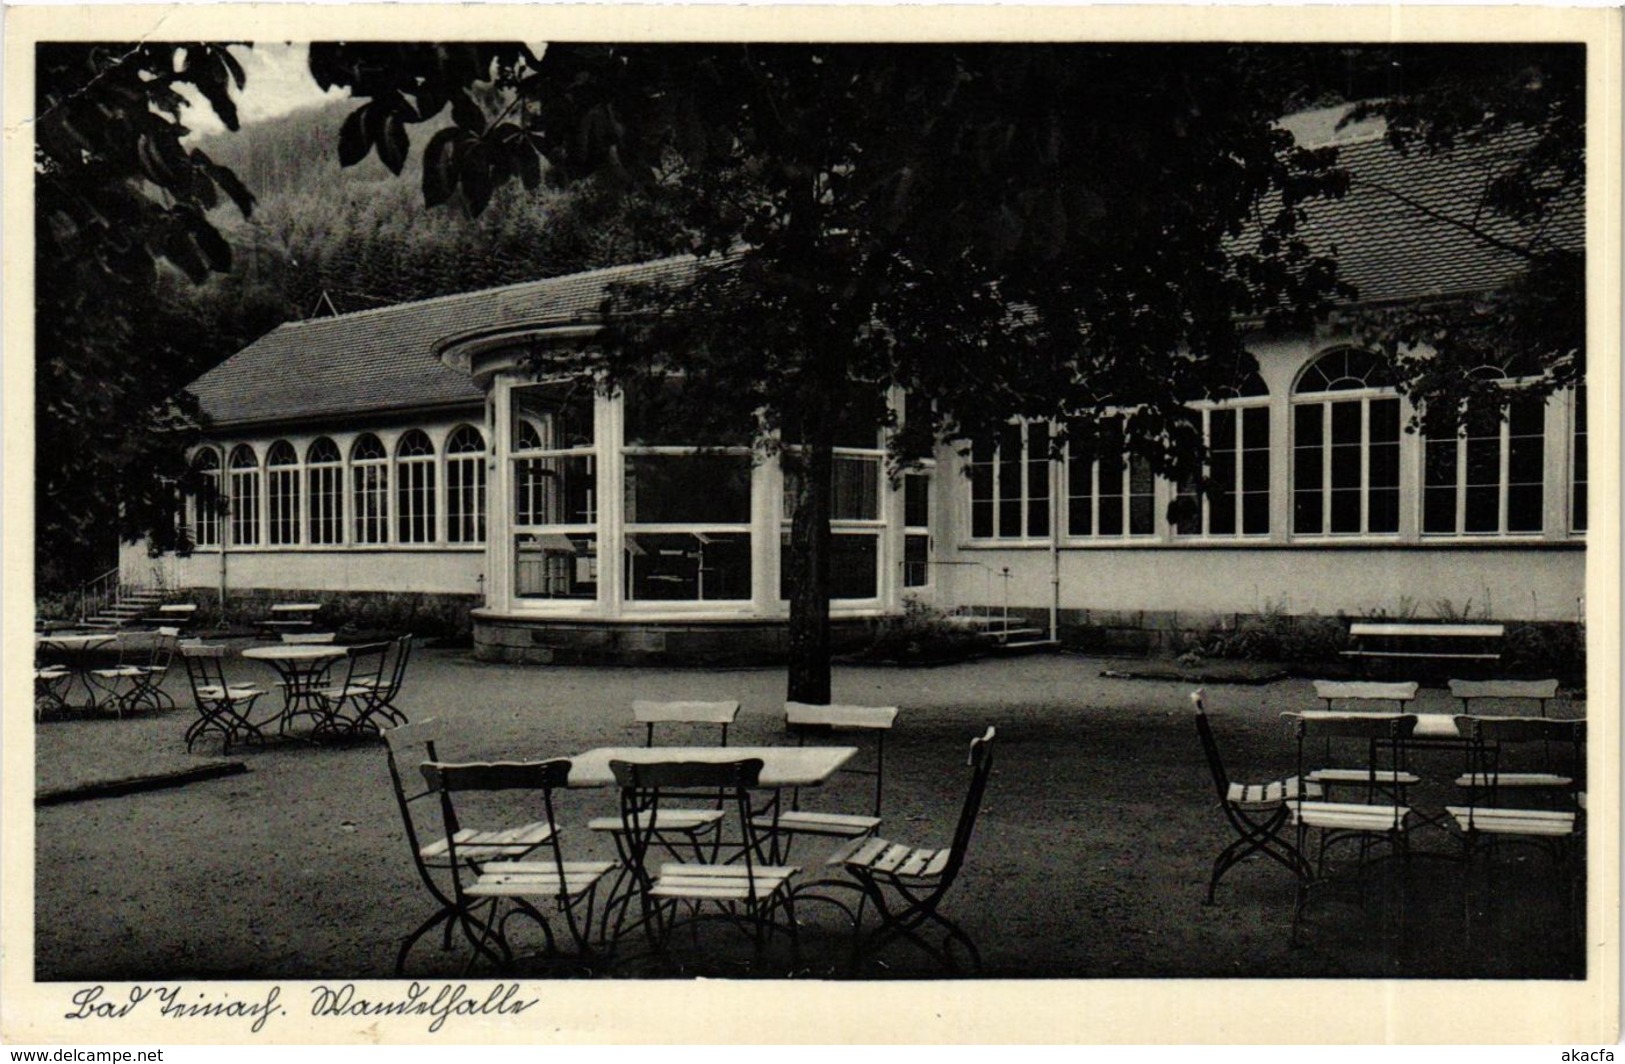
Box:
left=864, top=599, right=985, bottom=664
left=1502, top=622, right=1586, bottom=681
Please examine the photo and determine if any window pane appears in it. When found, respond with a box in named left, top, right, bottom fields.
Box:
left=625, top=455, right=749, bottom=524
left=1368, top=488, right=1399, bottom=534
left=903, top=473, right=930, bottom=529
left=1367, top=398, right=1401, bottom=532
left=1293, top=403, right=1323, bottom=534
left=903, top=533, right=930, bottom=588
left=1507, top=484, right=1543, bottom=534
left=833, top=457, right=880, bottom=521
left=831, top=534, right=879, bottom=599
left=1242, top=492, right=1269, bottom=536
left=514, top=381, right=594, bottom=449
left=516, top=455, right=596, bottom=526
left=1329, top=488, right=1361, bottom=532
left=625, top=377, right=750, bottom=447
left=997, top=423, right=1023, bottom=537
left=515, top=533, right=596, bottom=599
left=1128, top=456, right=1153, bottom=535
left=1240, top=406, right=1270, bottom=535
left=1067, top=452, right=1093, bottom=536
left=1572, top=384, right=1587, bottom=533
left=627, top=531, right=750, bottom=601
left=1025, top=422, right=1050, bottom=537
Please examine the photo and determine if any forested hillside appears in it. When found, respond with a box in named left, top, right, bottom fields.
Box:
left=166, top=99, right=689, bottom=383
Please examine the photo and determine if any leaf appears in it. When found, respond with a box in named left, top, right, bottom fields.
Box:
left=378, top=113, right=410, bottom=175
left=338, top=105, right=371, bottom=167
left=516, top=141, right=542, bottom=191
left=450, top=90, right=487, bottom=135
left=421, top=127, right=463, bottom=207
left=191, top=220, right=234, bottom=273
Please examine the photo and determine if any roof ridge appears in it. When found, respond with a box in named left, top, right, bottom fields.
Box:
left=270, top=253, right=703, bottom=332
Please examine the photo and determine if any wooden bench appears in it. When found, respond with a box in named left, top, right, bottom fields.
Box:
left=1342, top=622, right=1504, bottom=662
left=154, top=603, right=198, bottom=628
left=262, top=603, right=323, bottom=636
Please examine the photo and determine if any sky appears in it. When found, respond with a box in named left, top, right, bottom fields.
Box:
left=178, top=43, right=347, bottom=136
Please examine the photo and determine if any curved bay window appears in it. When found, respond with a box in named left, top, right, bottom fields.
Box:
left=1292, top=348, right=1400, bottom=536
left=625, top=379, right=753, bottom=603
left=512, top=381, right=597, bottom=599
left=780, top=395, right=888, bottom=601
left=227, top=445, right=261, bottom=546
left=352, top=434, right=388, bottom=544
left=266, top=440, right=300, bottom=546
left=307, top=437, right=344, bottom=545
left=396, top=430, right=437, bottom=544
left=446, top=425, right=487, bottom=544
left=190, top=448, right=221, bottom=547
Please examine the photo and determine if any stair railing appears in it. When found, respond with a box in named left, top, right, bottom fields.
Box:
left=79, top=566, right=120, bottom=626
left=929, top=560, right=1013, bottom=637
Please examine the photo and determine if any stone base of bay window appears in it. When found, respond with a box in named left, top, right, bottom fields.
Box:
left=471, top=610, right=891, bottom=666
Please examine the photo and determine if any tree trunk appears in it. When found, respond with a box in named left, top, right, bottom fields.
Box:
left=784, top=423, right=834, bottom=705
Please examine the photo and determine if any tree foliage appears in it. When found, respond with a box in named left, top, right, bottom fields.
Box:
left=315, top=43, right=1359, bottom=700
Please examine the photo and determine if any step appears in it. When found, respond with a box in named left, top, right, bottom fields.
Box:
left=992, top=639, right=1061, bottom=655
left=980, top=628, right=1048, bottom=642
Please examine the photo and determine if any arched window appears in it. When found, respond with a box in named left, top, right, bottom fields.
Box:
left=266, top=440, right=301, bottom=546
left=189, top=448, right=221, bottom=547
left=352, top=434, right=388, bottom=544
left=396, top=430, right=437, bottom=544
left=1422, top=369, right=1545, bottom=536
left=306, top=437, right=343, bottom=545
left=1175, top=372, right=1270, bottom=537
left=445, top=425, right=486, bottom=544
left=227, top=445, right=261, bottom=546
left=1292, top=348, right=1400, bottom=536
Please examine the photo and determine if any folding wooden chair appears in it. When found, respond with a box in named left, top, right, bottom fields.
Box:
left=1306, top=681, right=1422, bottom=803
left=1446, top=716, right=1585, bottom=950
left=1284, top=711, right=1416, bottom=949
left=1448, top=678, right=1560, bottom=718
left=420, top=758, right=613, bottom=971
left=384, top=719, right=564, bottom=973
left=824, top=726, right=996, bottom=974
left=607, top=757, right=798, bottom=955
left=1191, top=690, right=1318, bottom=903
left=753, top=702, right=898, bottom=863
left=94, top=626, right=181, bottom=716
left=180, top=644, right=267, bottom=754
left=314, top=641, right=390, bottom=737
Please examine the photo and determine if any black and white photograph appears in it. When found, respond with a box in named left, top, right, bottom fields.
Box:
left=4, top=3, right=1619, bottom=1046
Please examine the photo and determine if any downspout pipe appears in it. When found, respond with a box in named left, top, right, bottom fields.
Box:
left=1049, top=446, right=1061, bottom=643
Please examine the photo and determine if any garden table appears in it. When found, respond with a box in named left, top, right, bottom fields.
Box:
left=563, top=745, right=858, bottom=789
left=34, top=633, right=116, bottom=712
left=242, top=643, right=348, bottom=735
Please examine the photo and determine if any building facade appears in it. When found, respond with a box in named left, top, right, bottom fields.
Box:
left=132, top=110, right=1586, bottom=661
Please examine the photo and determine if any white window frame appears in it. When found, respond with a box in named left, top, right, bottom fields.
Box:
left=1421, top=378, right=1547, bottom=538
left=351, top=434, right=389, bottom=545
left=266, top=440, right=301, bottom=547
left=306, top=437, right=344, bottom=546
left=1571, top=383, right=1587, bottom=536
left=1065, top=416, right=1155, bottom=540
left=189, top=447, right=221, bottom=548
left=227, top=444, right=261, bottom=547
left=1175, top=397, right=1271, bottom=539
left=446, top=424, right=487, bottom=545
left=1291, top=349, right=1402, bottom=538
left=395, top=429, right=437, bottom=545
left=968, top=420, right=1053, bottom=543
left=902, top=467, right=934, bottom=590
left=512, top=381, right=600, bottom=601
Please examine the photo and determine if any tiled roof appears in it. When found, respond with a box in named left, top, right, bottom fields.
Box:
left=191, top=114, right=1581, bottom=428
left=188, top=256, right=700, bottom=428
left=1287, top=112, right=1582, bottom=306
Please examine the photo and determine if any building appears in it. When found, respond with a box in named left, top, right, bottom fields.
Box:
left=132, top=110, right=1586, bottom=662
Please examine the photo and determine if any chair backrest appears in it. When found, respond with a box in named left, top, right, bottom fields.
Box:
left=1312, top=680, right=1419, bottom=711
left=1449, top=678, right=1560, bottom=717
left=379, top=634, right=415, bottom=698
left=610, top=757, right=766, bottom=894
left=785, top=701, right=899, bottom=818
left=1190, top=690, right=1231, bottom=802
left=383, top=718, right=443, bottom=881
left=1453, top=715, right=1586, bottom=805
left=148, top=627, right=181, bottom=670
left=939, top=727, right=997, bottom=887
left=419, top=759, right=574, bottom=892
left=340, top=641, right=390, bottom=688
left=632, top=699, right=740, bottom=747
left=180, top=643, right=229, bottom=695
left=1287, top=711, right=1420, bottom=741
left=281, top=631, right=337, bottom=645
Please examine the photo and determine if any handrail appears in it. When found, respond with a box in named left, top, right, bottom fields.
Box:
left=928, top=559, right=1013, bottom=637
left=79, top=566, right=120, bottom=624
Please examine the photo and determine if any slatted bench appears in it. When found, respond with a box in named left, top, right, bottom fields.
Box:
left=1342, top=622, right=1504, bottom=663
left=154, top=603, right=198, bottom=628
left=262, top=603, right=323, bottom=637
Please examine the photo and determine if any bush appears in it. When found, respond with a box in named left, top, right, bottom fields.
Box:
left=863, top=599, right=985, bottom=665
left=1192, top=608, right=1346, bottom=665
left=1502, top=622, right=1586, bottom=681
